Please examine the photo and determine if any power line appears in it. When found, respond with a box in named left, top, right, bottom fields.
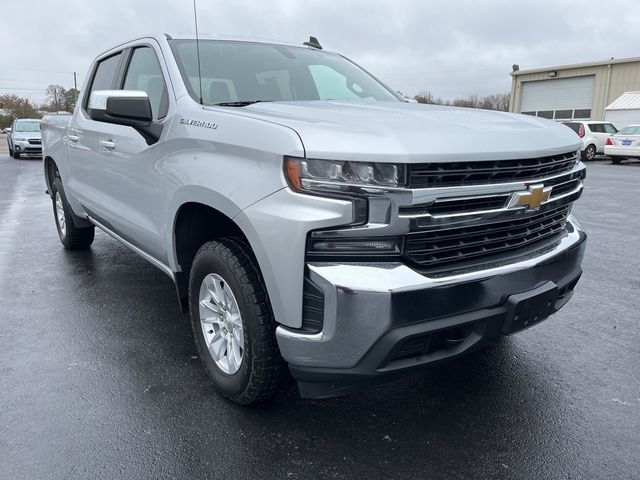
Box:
left=0, top=87, right=52, bottom=92
left=0, top=67, right=77, bottom=75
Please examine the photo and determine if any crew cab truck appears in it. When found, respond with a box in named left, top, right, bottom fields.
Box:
left=41, top=34, right=587, bottom=404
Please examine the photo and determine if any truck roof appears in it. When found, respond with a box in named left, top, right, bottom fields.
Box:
left=95, top=33, right=328, bottom=60
left=163, top=33, right=304, bottom=48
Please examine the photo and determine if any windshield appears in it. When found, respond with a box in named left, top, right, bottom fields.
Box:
left=14, top=121, right=40, bottom=132
left=618, top=126, right=640, bottom=135
left=169, top=40, right=401, bottom=105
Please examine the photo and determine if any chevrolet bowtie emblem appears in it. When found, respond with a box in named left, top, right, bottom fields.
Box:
left=508, top=184, right=553, bottom=211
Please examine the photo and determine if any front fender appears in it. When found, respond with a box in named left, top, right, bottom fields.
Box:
left=235, top=188, right=353, bottom=329
left=164, top=185, right=244, bottom=272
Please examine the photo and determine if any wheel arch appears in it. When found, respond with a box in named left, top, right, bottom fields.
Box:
left=170, top=200, right=259, bottom=313
left=43, top=156, right=59, bottom=198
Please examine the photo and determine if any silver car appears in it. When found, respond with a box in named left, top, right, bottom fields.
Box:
left=7, top=118, right=42, bottom=159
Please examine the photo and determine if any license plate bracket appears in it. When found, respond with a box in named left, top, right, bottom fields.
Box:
left=503, top=282, right=559, bottom=334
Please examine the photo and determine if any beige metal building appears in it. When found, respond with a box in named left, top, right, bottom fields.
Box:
left=509, top=56, right=640, bottom=121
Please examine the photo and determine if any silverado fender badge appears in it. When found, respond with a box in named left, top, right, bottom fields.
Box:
left=508, top=184, right=553, bottom=211
left=180, top=118, right=218, bottom=129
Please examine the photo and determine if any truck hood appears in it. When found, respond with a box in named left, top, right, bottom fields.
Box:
left=237, top=101, right=581, bottom=163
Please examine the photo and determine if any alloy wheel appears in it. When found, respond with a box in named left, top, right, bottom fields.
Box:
left=198, top=273, right=245, bottom=374
left=55, top=191, right=66, bottom=237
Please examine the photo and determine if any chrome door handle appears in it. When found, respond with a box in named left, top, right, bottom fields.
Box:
left=67, top=134, right=79, bottom=142
left=99, top=140, right=115, bottom=150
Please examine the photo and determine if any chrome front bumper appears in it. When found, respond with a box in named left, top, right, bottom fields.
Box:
left=277, top=217, right=586, bottom=397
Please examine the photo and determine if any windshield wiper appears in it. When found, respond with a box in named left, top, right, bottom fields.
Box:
left=214, top=100, right=273, bottom=107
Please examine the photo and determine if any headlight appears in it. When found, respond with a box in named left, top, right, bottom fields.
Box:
left=14, top=137, right=27, bottom=142
left=284, top=157, right=405, bottom=193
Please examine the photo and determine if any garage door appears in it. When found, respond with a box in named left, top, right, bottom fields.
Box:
left=520, top=76, right=595, bottom=120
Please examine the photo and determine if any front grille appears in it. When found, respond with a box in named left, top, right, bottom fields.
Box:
left=399, top=168, right=585, bottom=218
left=404, top=205, right=570, bottom=271
left=401, top=195, right=511, bottom=216
left=549, top=178, right=581, bottom=197
left=28, top=139, right=41, bottom=145
left=408, top=151, right=578, bottom=188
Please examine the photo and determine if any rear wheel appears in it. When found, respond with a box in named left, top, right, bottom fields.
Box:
left=582, top=144, right=596, bottom=161
left=51, top=178, right=95, bottom=249
left=189, top=238, right=285, bottom=405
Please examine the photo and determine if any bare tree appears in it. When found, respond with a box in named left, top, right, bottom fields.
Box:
left=46, top=84, right=67, bottom=112
left=413, top=91, right=510, bottom=111
left=478, top=93, right=510, bottom=111
left=414, top=91, right=434, bottom=104
left=414, top=91, right=446, bottom=105
left=452, top=94, right=477, bottom=108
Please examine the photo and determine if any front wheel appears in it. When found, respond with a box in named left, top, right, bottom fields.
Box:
left=189, top=238, right=285, bottom=405
left=12, top=149, right=20, bottom=159
left=51, top=178, right=95, bottom=249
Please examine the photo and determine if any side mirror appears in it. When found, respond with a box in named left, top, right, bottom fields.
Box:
left=88, top=90, right=162, bottom=145
left=88, top=90, right=152, bottom=128
left=4, top=128, right=11, bottom=133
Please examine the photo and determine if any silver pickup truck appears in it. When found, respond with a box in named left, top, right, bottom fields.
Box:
left=41, top=34, right=586, bottom=404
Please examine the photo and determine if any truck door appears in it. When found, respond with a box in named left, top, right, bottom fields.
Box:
left=66, top=51, right=124, bottom=214
left=87, top=44, right=172, bottom=262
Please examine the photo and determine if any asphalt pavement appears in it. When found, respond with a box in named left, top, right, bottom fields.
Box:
left=0, top=149, right=638, bottom=480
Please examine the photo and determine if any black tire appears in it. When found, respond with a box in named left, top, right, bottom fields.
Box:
left=12, top=150, right=20, bottom=159
left=611, top=157, right=623, bottom=164
left=189, top=238, right=285, bottom=405
left=8, top=144, right=13, bottom=157
left=51, top=178, right=95, bottom=249
left=581, top=144, right=596, bottom=161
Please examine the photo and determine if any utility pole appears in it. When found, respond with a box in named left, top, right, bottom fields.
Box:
left=73, top=72, right=78, bottom=105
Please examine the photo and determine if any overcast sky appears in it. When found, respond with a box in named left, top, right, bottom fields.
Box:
left=1, top=0, right=639, bottom=104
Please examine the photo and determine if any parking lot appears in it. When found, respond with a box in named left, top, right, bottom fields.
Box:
left=0, top=140, right=638, bottom=479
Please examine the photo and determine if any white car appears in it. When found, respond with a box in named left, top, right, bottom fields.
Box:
left=562, top=121, right=618, bottom=161
left=604, top=124, right=640, bottom=164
